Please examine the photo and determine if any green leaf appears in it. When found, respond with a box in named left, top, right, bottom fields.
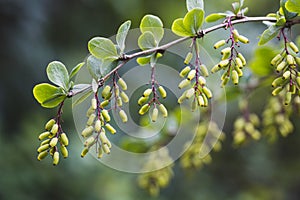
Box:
left=101, top=59, right=118, bottom=76
left=46, top=61, right=69, bottom=90
left=33, top=83, right=66, bottom=108
left=258, top=25, right=282, bottom=45
left=138, top=31, right=157, bottom=50
left=137, top=56, right=151, bottom=66
left=232, top=2, right=240, bottom=14
left=186, top=0, right=204, bottom=11
left=172, top=18, right=194, bottom=37
left=70, top=62, right=85, bottom=79
left=205, top=13, right=226, bottom=23
left=183, top=8, right=204, bottom=35
left=116, top=20, right=131, bottom=53
left=72, top=90, right=93, bottom=108
left=286, top=0, right=300, bottom=14
left=88, top=37, right=119, bottom=60
left=140, top=15, right=164, bottom=43
left=249, top=46, right=277, bottom=76
left=87, top=55, right=102, bottom=80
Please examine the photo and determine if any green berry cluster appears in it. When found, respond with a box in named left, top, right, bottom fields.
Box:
left=137, top=148, right=174, bottom=197
left=270, top=41, right=300, bottom=105
left=211, top=28, right=248, bottom=87
left=137, top=86, right=168, bottom=121
left=37, top=118, right=69, bottom=165
left=262, top=96, right=294, bottom=140
left=180, top=121, right=225, bottom=169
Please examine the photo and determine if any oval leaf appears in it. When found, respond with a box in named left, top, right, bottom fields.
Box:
left=205, top=13, right=226, bottom=23
left=88, top=37, right=118, bottom=60
left=140, top=15, right=164, bottom=43
left=46, top=61, right=69, bottom=90
left=172, top=18, right=194, bottom=37
left=286, top=0, right=300, bottom=14
left=33, top=83, right=66, bottom=108
left=70, top=62, right=85, bottom=79
left=87, top=55, right=102, bottom=80
left=183, top=8, right=205, bottom=35
left=258, top=25, right=282, bottom=45
left=186, top=0, right=204, bottom=11
left=116, top=20, right=131, bottom=53
left=138, top=31, right=157, bottom=50
left=137, top=56, right=151, bottom=66
left=101, top=59, right=118, bottom=76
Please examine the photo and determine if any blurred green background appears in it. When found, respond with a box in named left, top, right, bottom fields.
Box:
left=1, top=0, right=300, bottom=199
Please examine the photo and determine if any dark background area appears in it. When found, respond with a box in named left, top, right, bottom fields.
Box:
left=1, top=0, right=300, bottom=199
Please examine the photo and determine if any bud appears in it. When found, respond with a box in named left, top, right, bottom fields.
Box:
left=37, top=151, right=48, bottom=161
left=101, top=109, right=111, bottom=122
left=285, top=92, right=292, bottom=105
left=143, top=88, right=152, bottom=97
left=179, top=66, right=191, bottom=77
left=95, top=119, right=101, bottom=132
left=39, top=131, right=50, bottom=140
left=237, top=35, right=249, bottom=44
left=105, top=123, right=116, bottom=134
left=37, top=144, right=50, bottom=153
left=221, top=47, right=231, bottom=55
left=120, top=91, right=129, bottom=103
left=87, top=113, right=96, bottom=126
left=237, top=53, right=246, bottom=66
left=271, top=54, right=282, bottom=66
left=272, top=87, right=283, bottom=96
left=53, top=151, right=59, bottom=166
left=184, top=52, right=193, bottom=64
left=213, top=40, right=226, bottom=49
left=187, top=69, right=196, bottom=81
left=231, top=70, right=239, bottom=85
left=282, top=70, right=291, bottom=80
left=211, top=64, right=221, bottom=73
left=158, top=86, right=167, bottom=98
left=118, top=78, right=127, bottom=90
left=198, top=76, right=206, bottom=86
left=151, top=107, right=159, bottom=122
left=158, top=104, right=168, bottom=118
left=60, top=145, right=68, bottom=158
left=202, top=86, right=212, bottom=99
left=235, top=57, right=243, bottom=69
left=119, top=110, right=128, bottom=123
left=199, top=64, right=209, bottom=77
left=185, top=88, right=195, bottom=99
left=101, top=85, right=111, bottom=99
left=276, top=61, right=286, bottom=72
left=97, top=147, right=103, bottom=158
left=138, top=96, right=149, bottom=106
left=139, top=104, right=150, bottom=115
left=91, top=98, right=97, bottom=110
left=287, top=54, right=295, bottom=65
left=81, top=147, right=89, bottom=158
left=81, top=126, right=94, bottom=137
left=100, top=100, right=110, bottom=108
left=50, top=124, right=59, bottom=135
left=117, top=97, right=123, bottom=107
left=45, top=119, right=56, bottom=131
left=178, top=79, right=190, bottom=89
left=218, top=59, right=229, bottom=68
left=289, top=42, right=299, bottom=53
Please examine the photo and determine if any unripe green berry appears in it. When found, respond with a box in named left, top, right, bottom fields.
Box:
left=187, top=69, right=196, bottom=81
left=119, top=110, right=128, bottom=123
left=102, top=85, right=111, bottom=99
left=237, top=53, right=246, bottom=66
left=143, top=88, right=152, bottom=97
left=81, top=147, right=89, bottom=158
left=202, top=86, right=212, bottom=99
left=50, top=124, right=59, bottom=135
left=235, top=57, right=243, bottom=69
left=100, top=100, right=110, bottom=108
left=234, top=65, right=243, bottom=77
left=199, top=64, right=209, bottom=77
left=272, top=77, right=285, bottom=87
left=60, top=145, right=68, bottom=158
left=53, top=151, right=59, bottom=166
left=214, top=40, right=226, bottom=49
left=191, top=98, right=197, bottom=112
left=84, top=136, right=95, bottom=147
left=178, top=79, right=190, bottom=89
left=184, top=52, right=193, bottom=64
left=179, top=66, right=191, bottom=77
left=45, top=119, right=56, bottom=131
left=120, top=91, right=129, bottom=103
left=185, top=88, right=195, bottom=99
left=118, top=78, right=127, bottom=90
left=49, top=147, right=55, bottom=156
left=287, top=54, right=295, bottom=65
left=60, top=133, right=69, bottom=146
left=87, top=113, right=96, bottom=126
left=86, top=106, right=95, bottom=117
left=238, top=35, right=249, bottom=44
left=285, top=92, right=292, bottom=105
left=158, top=86, right=167, bottom=99
left=115, top=86, right=120, bottom=97
left=139, top=104, right=150, bottom=115
left=117, top=97, right=123, bottom=107
left=272, top=87, right=283, bottom=96
left=221, top=47, right=231, bottom=55
left=211, top=64, right=221, bottom=73
left=91, top=98, right=97, bottom=110
left=37, top=144, right=50, bottom=153
left=271, top=54, right=282, bottom=66
left=81, top=126, right=94, bottom=137
left=231, top=70, right=239, bottom=85
left=289, top=42, right=299, bottom=53
left=218, top=59, right=229, bottom=68
left=158, top=104, right=168, bottom=118
left=197, top=95, right=205, bottom=107
left=221, top=76, right=229, bottom=87
left=282, top=70, right=291, bottom=80
left=97, top=147, right=103, bottom=159
left=232, top=29, right=239, bottom=42
left=198, top=76, right=206, bottom=86
left=178, top=91, right=187, bottom=104
left=151, top=107, right=159, bottom=122
left=39, top=131, right=50, bottom=140
left=41, top=139, right=50, bottom=145
left=37, top=151, right=48, bottom=161
left=138, top=96, right=149, bottom=106
left=101, top=109, right=111, bottom=122
left=49, top=137, right=58, bottom=147
left=102, top=144, right=111, bottom=154
left=95, top=119, right=101, bottom=132
left=105, top=123, right=116, bottom=134
left=276, top=61, right=287, bottom=72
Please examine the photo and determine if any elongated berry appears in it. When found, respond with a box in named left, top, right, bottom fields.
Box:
left=120, top=91, right=129, bottom=103
left=91, top=98, right=97, bottom=110
left=235, top=57, right=243, bottom=69
left=197, top=95, right=205, bottom=107
left=81, top=147, right=89, bottom=158
left=151, top=107, right=159, bottom=122
left=234, top=65, right=243, bottom=77
left=61, top=145, right=68, bottom=158
left=119, top=110, right=128, bottom=123
left=179, top=66, right=191, bottom=77
left=158, top=86, right=167, bottom=98
left=285, top=92, right=292, bottom=105
left=178, top=91, right=187, bottom=104
left=272, top=77, right=285, bottom=87
left=214, top=40, right=226, bottom=49
left=87, top=113, right=96, bottom=126
left=178, top=79, right=190, bottom=89
left=100, top=100, right=110, bottom=108
left=84, top=136, right=95, bottom=147
left=95, top=119, right=101, bottom=132
left=187, top=69, right=196, bottom=81
left=118, top=78, right=127, bottom=90
left=81, top=126, right=94, bottom=137
left=211, top=64, right=221, bottom=73
left=97, top=147, right=103, bottom=159
left=282, top=71, right=291, bottom=80
left=202, top=86, right=212, bottom=99
left=39, top=131, right=50, bottom=140
left=199, top=64, right=209, bottom=77
left=41, top=139, right=50, bottom=145
left=191, top=99, right=197, bottom=112
left=143, top=88, right=152, bottom=97
left=117, top=97, right=123, bottom=107
left=101, top=109, right=110, bottom=122
left=198, top=76, right=206, bottom=86
left=221, top=47, right=231, bottom=55
left=184, top=52, right=193, bottom=64
left=45, top=119, right=56, bottom=131
left=102, top=85, right=111, bottom=99
left=289, top=42, right=299, bottom=53
left=37, top=151, right=48, bottom=161
left=53, top=151, right=59, bottom=165
left=287, top=54, right=295, bottom=65
left=105, top=123, right=116, bottom=134
left=221, top=76, right=229, bottom=87
left=86, top=106, right=95, bottom=117
left=49, top=137, right=58, bottom=147
left=139, top=104, right=150, bottom=115
left=231, top=70, right=239, bottom=85
left=185, top=88, right=195, bottom=99
left=218, top=59, right=229, bottom=68
left=232, top=29, right=239, bottom=42
left=276, top=61, right=286, bottom=72
left=138, top=96, right=149, bottom=106
left=271, top=54, right=282, bottom=66
left=272, top=87, right=283, bottom=96
left=238, top=35, right=249, bottom=44
left=158, top=104, right=168, bottom=118
left=115, top=86, right=120, bottom=97
left=59, top=133, right=69, bottom=146
left=37, top=144, right=50, bottom=153
left=237, top=53, right=246, bottom=66
left=50, top=124, right=59, bottom=135
left=102, top=144, right=111, bottom=154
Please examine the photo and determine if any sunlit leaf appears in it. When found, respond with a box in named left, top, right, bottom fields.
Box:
left=138, top=31, right=157, bottom=50
left=101, top=59, right=118, bottom=76
left=46, top=61, right=69, bottom=90
left=33, top=83, right=66, bottom=108
left=70, top=62, right=85, bottom=79
left=137, top=56, right=151, bottom=66
left=116, top=20, right=131, bottom=53
left=186, top=0, right=204, bottom=11
left=258, top=25, right=282, bottom=45
left=286, top=0, right=300, bottom=14
left=87, top=55, right=102, bottom=80
left=183, top=8, right=204, bottom=35
left=205, top=13, right=227, bottom=23
left=88, top=37, right=119, bottom=60
left=140, top=15, right=164, bottom=43
left=172, top=18, right=194, bottom=37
